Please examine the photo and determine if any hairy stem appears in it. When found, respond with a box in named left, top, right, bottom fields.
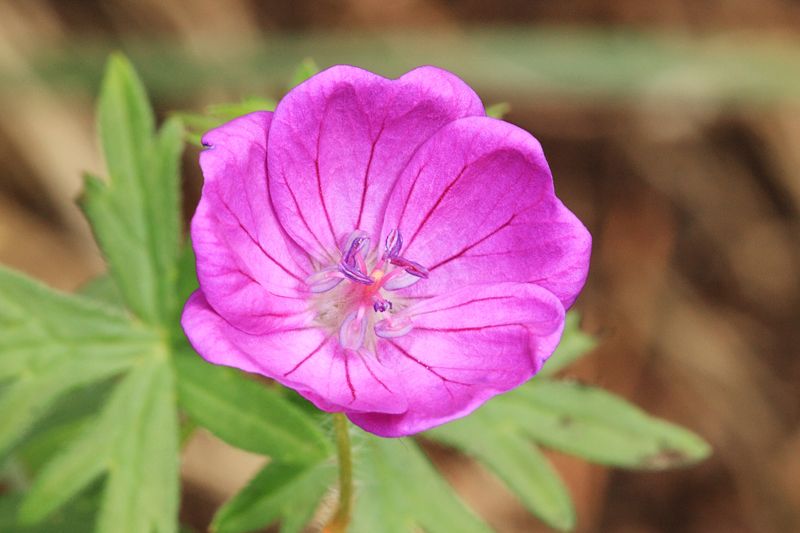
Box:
left=324, top=412, right=354, bottom=533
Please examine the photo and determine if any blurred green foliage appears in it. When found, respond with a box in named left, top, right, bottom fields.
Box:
left=3, top=29, right=799, bottom=106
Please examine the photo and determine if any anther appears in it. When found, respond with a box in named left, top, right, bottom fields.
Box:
left=339, top=261, right=374, bottom=285
left=342, top=230, right=370, bottom=265
left=373, top=298, right=392, bottom=313
left=384, top=228, right=402, bottom=259
left=339, top=230, right=374, bottom=285
left=388, top=256, right=429, bottom=279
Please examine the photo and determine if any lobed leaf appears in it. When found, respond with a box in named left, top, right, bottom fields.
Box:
left=0, top=266, right=154, bottom=457
left=503, top=380, right=711, bottom=469
left=351, top=432, right=492, bottom=533
left=428, top=407, right=575, bottom=531
left=212, top=460, right=335, bottom=533
left=174, top=352, right=332, bottom=463
left=83, top=54, right=183, bottom=325
left=96, top=357, right=179, bottom=533
left=4, top=54, right=183, bottom=533
left=19, top=355, right=178, bottom=533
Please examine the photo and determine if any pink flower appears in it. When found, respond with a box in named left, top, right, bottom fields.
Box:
left=181, top=66, right=591, bottom=437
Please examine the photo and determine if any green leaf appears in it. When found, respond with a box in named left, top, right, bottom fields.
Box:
left=17, top=417, right=93, bottom=476
left=428, top=407, right=575, bottom=531
left=172, top=242, right=198, bottom=338
left=485, top=102, right=510, bottom=118
left=19, top=356, right=178, bottom=533
left=1, top=491, right=97, bottom=533
left=212, top=460, right=335, bottom=533
left=505, top=380, right=712, bottom=469
left=206, top=98, right=276, bottom=118
left=78, top=275, right=125, bottom=308
left=84, top=54, right=184, bottom=325
left=15, top=381, right=112, bottom=476
left=96, top=357, right=179, bottom=533
left=0, top=266, right=154, bottom=457
left=351, top=433, right=491, bottom=533
left=175, top=97, right=276, bottom=147
left=20, top=398, right=120, bottom=524
left=288, top=57, right=320, bottom=89
left=4, top=55, right=181, bottom=533
left=174, top=352, right=332, bottom=463
left=540, top=312, right=597, bottom=376
left=175, top=243, right=198, bottom=310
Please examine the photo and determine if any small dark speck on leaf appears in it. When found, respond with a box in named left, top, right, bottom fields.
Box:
left=640, top=447, right=691, bottom=470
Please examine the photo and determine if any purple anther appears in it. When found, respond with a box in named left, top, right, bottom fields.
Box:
left=339, top=261, right=374, bottom=285
left=342, top=230, right=370, bottom=266
left=384, top=228, right=403, bottom=259
left=373, top=299, right=393, bottom=313
left=389, top=256, right=430, bottom=279
left=338, top=230, right=374, bottom=285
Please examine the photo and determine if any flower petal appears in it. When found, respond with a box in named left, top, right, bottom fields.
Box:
left=267, top=65, right=485, bottom=261
left=181, top=291, right=408, bottom=415
left=381, top=117, right=591, bottom=308
left=194, top=112, right=313, bottom=334
left=347, top=282, right=565, bottom=436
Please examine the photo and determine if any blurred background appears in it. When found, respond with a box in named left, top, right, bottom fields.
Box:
left=1, top=1, right=799, bottom=532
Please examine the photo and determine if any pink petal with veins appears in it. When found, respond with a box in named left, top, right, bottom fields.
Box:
left=348, top=282, right=565, bottom=436
left=182, top=292, right=407, bottom=415
left=381, top=116, right=591, bottom=308
left=267, top=65, right=484, bottom=262
left=193, top=112, right=312, bottom=334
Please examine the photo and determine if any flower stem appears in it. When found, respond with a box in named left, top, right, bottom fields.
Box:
left=324, top=412, right=354, bottom=533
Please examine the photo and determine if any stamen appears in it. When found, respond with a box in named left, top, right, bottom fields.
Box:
left=378, top=228, right=430, bottom=290
left=388, top=256, right=429, bottom=279
left=339, top=229, right=373, bottom=285
left=305, top=266, right=345, bottom=293
left=342, top=230, right=370, bottom=265
left=372, top=298, right=392, bottom=313
left=382, top=270, right=422, bottom=291
left=374, top=315, right=413, bottom=338
left=384, top=228, right=402, bottom=259
left=339, top=307, right=367, bottom=350
left=378, top=265, right=419, bottom=291
left=309, top=227, right=428, bottom=345
left=339, top=261, right=374, bottom=285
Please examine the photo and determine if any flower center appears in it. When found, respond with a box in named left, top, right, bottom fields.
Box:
left=305, top=228, right=428, bottom=351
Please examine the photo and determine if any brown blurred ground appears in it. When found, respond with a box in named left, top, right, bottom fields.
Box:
left=1, top=1, right=799, bottom=532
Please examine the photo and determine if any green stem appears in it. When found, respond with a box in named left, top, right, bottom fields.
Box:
left=325, top=412, right=353, bottom=533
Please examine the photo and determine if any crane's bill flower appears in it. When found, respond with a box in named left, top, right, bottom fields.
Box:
left=182, top=65, right=591, bottom=437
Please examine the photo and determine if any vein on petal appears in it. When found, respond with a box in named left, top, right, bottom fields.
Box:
left=427, top=214, right=516, bottom=272
left=283, top=334, right=333, bottom=377
left=216, top=194, right=305, bottom=284
left=404, top=163, right=469, bottom=251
